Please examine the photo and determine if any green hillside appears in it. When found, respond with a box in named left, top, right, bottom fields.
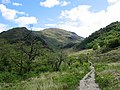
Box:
left=35, top=28, right=83, bottom=49
left=0, top=27, right=30, bottom=42
left=0, top=27, right=83, bottom=49
left=0, top=27, right=47, bottom=46
left=75, top=21, right=120, bottom=50
left=41, top=28, right=83, bottom=44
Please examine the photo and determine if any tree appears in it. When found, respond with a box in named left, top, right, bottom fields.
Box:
left=93, top=43, right=100, bottom=50
left=17, top=29, right=42, bottom=73
left=49, top=51, right=67, bottom=71
left=78, top=54, right=88, bottom=64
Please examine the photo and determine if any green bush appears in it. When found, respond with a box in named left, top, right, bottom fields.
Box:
left=0, top=72, right=20, bottom=83
left=96, top=74, right=114, bottom=89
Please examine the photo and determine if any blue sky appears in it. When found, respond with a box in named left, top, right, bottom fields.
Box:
left=0, top=0, right=120, bottom=37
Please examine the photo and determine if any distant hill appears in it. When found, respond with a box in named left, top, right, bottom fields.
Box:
left=0, top=27, right=29, bottom=41
left=0, top=27, right=83, bottom=49
left=40, top=28, right=83, bottom=49
left=0, top=27, right=48, bottom=46
left=75, top=21, right=120, bottom=50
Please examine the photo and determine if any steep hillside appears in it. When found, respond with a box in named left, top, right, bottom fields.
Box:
left=75, top=21, right=120, bottom=50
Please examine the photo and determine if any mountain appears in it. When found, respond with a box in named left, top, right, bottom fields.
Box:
left=0, top=27, right=83, bottom=49
left=41, top=28, right=83, bottom=43
left=75, top=21, right=120, bottom=50
left=40, top=28, right=83, bottom=49
left=0, top=27, right=48, bottom=46
left=0, top=27, right=29, bottom=41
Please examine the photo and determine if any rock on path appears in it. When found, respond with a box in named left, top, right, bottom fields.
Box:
left=79, top=61, right=100, bottom=90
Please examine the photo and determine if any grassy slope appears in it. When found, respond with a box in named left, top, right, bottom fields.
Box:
left=40, top=28, right=83, bottom=49
left=41, top=28, right=83, bottom=44
left=90, top=47, right=120, bottom=90
left=68, top=47, right=120, bottom=90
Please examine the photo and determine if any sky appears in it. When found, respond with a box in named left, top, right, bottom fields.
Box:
left=0, top=0, right=120, bottom=37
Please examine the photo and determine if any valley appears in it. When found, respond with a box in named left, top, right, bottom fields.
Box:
left=0, top=21, right=120, bottom=90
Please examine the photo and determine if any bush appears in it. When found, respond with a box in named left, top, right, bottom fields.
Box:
left=107, top=38, right=120, bottom=48
left=96, top=74, right=114, bottom=89
left=0, top=72, right=20, bottom=83
left=100, top=47, right=112, bottom=53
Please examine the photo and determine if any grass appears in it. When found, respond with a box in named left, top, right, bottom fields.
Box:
left=0, top=62, right=90, bottom=90
left=95, top=63, right=120, bottom=90
left=2, top=47, right=119, bottom=90
left=69, top=49, right=93, bottom=56
left=92, top=47, right=120, bottom=90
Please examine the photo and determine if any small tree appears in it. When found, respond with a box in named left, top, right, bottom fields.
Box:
left=49, top=51, right=67, bottom=71
left=78, top=54, right=88, bottom=64
left=93, top=43, right=100, bottom=50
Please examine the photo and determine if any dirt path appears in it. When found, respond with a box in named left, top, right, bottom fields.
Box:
left=79, top=61, right=100, bottom=90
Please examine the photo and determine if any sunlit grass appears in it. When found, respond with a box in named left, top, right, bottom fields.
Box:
left=95, top=62, right=120, bottom=90
left=1, top=72, right=68, bottom=90
left=1, top=62, right=90, bottom=90
left=69, top=49, right=93, bottom=56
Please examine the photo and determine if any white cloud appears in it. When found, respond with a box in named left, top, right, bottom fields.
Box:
left=60, top=5, right=92, bottom=21
left=60, top=1, right=70, bottom=6
left=0, top=4, right=26, bottom=20
left=40, top=0, right=60, bottom=8
left=107, top=0, right=120, bottom=4
left=15, top=16, right=38, bottom=26
left=0, top=4, right=17, bottom=20
left=2, top=0, right=11, bottom=4
left=58, top=1, right=120, bottom=37
left=40, top=0, right=70, bottom=8
left=0, top=4, right=37, bottom=28
left=0, top=23, right=7, bottom=32
left=33, top=27, right=45, bottom=31
left=16, top=11, right=26, bottom=15
left=12, top=2, right=23, bottom=6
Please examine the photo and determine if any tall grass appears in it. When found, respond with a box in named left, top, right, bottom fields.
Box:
left=95, top=63, right=120, bottom=90
left=1, top=62, right=90, bottom=90
left=1, top=72, right=68, bottom=90
left=89, top=47, right=120, bottom=90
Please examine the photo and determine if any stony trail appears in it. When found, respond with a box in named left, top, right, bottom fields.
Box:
left=79, top=61, right=100, bottom=90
